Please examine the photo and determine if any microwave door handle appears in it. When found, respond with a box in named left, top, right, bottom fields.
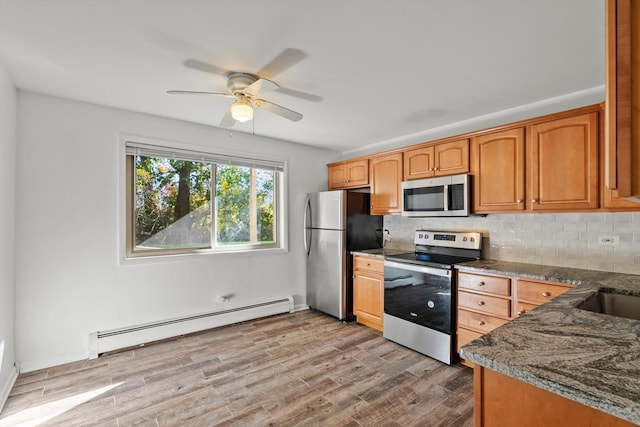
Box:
left=443, top=184, right=449, bottom=211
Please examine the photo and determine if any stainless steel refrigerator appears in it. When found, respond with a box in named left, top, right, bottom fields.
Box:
left=304, top=190, right=383, bottom=320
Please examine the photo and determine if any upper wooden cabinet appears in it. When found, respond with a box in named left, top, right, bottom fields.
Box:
left=370, top=152, right=403, bottom=215
left=528, top=112, right=599, bottom=211
left=403, top=139, right=469, bottom=180
left=605, top=0, right=640, bottom=202
left=327, top=102, right=637, bottom=213
left=471, top=111, right=600, bottom=213
left=471, top=128, right=526, bottom=213
left=327, top=159, right=368, bottom=190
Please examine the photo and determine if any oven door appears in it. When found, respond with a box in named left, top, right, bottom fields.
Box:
left=384, top=260, right=453, bottom=334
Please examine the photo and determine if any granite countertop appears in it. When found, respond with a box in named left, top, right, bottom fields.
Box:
left=457, top=260, right=640, bottom=425
left=350, top=248, right=411, bottom=258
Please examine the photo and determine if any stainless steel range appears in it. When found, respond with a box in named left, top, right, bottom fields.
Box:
left=383, top=230, right=482, bottom=364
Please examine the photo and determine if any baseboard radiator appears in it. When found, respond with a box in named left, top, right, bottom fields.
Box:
left=88, top=296, right=294, bottom=359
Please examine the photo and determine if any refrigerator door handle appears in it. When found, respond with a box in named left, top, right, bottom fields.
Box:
left=304, top=197, right=312, bottom=256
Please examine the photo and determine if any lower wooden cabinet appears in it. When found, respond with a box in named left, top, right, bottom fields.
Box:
left=474, top=366, right=636, bottom=427
left=457, top=272, right=512, bottom=362
left=353, top=254, right=384, bottom=331
left=456, top=271, right=574, bottom=362
left=515, top=278, right=573, bottom=311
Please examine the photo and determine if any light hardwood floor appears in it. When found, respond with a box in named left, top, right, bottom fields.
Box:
left=0, top=310, right=473, bottom=426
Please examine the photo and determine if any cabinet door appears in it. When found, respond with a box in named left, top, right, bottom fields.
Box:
left=345, top=159, right=369, bottom=187
left=604, top=186, right=640, bottom=209
left=328, top=163, right=347, bottom=189
left=370, top=153, right=403, bottom=215
left=604, top=0, right=640, bottom=201
left=403, top=146, right=434, bottom=180
left=353, top=273, right=383, bottom=330
left=476, top=367, right=638, bottom=427
left=328, top=160, right=369, bottom=190
left=457, top=327, right=483, bottom=352
left=434, top=139, right=470, bottom=176
left=528, top=112, right=599, bottom=211
left=471, top=128, right=526, bottom=213
left=515, top=301, right=538, bottom=317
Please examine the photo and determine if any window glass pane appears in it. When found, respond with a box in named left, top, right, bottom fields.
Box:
left=215, top=165, right=276, bottom=246
left=256, top=169, right=275, bottom=243
left=134, top=156, right=212, bottom=250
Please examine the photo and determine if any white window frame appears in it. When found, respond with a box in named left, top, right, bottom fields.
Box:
left=118, top=134, right=288, bottom=263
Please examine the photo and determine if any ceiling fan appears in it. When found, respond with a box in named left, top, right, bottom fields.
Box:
left=167, top=49, right=314, bottom=128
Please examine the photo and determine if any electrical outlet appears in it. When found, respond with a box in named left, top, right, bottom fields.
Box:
left=597, top=235, right=619, bottom=246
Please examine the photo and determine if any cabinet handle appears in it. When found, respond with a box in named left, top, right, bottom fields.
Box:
left=478, top=281, right=485, bottom=286
left=542, top=292, right=551, bottom=297
left=478, top=320, right=486, bottom=326
left=433, top=167, right=439, bottom=171
left=477, top=301, right=485, bottom=306
left=517, top=199, right=523, bottom=203
left=531, top=199, right=538, bottom=203
left=517, top=310, right=524, bottom=316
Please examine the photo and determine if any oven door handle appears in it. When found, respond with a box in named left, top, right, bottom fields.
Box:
left=384, top=260, right=451, bottom=277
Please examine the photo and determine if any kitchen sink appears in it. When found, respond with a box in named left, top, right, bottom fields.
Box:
left=576, top=290, right=640, bottom=321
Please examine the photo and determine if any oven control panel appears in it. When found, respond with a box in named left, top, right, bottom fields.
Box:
left=414, top=230, right=482, bottom=250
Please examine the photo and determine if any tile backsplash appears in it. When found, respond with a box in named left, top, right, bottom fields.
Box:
left=383, top=212, right=640, bottom=275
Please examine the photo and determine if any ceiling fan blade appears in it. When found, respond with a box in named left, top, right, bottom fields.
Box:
left=183, top=59, right=229, bottom=77
left=244, top=78, right=279, bottom=97
left=167, top=90, right=233, bottom=97
left=254, top=99, right=303, bottom=122
left=275, top=87, right=323, bottom=103
left=220, top=105, right=236, bottom=128
left=257, top=48, right=307, bottom=78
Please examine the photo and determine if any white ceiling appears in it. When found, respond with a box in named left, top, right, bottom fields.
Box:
left=0, top=0, right=605, bottom=154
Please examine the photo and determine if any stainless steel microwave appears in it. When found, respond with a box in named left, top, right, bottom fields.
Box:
left=401, top=174, right=470, bottom=217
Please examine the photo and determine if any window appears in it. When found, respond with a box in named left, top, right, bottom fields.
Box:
left=125, top=141, right=284, bottom=257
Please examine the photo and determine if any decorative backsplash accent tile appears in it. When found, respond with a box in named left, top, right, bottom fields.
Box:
left=383, top=212, right=640, bottom=275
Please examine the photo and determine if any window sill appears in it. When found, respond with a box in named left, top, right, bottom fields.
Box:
left=120, top=246, right=289, bottom=266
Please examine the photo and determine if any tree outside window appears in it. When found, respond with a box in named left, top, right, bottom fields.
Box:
left=130, top=154, right=278, bottom=255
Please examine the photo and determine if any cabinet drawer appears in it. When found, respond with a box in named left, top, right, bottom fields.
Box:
left=354, top=255, right=384, bottom=273
left=458, top=308, right=509, bottom=334
left=458, top=272, right=511, bottom=296
left=458, top=291, right=511, bottom=318
left=516, top=279, right=573, bottom=305
left=457, top=327, right=484, bottom=352
left=515, top=301, right=538, bottom=317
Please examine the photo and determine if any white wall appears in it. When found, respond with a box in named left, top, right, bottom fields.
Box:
left=0, top=61, right=17, bottom=405
left=385, top=212, right=640, bottom=275
left=15, top=92, right=336, bottom=371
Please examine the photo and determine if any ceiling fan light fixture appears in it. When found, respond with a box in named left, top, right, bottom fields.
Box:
left=230, top=98, right=253, bottom=123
